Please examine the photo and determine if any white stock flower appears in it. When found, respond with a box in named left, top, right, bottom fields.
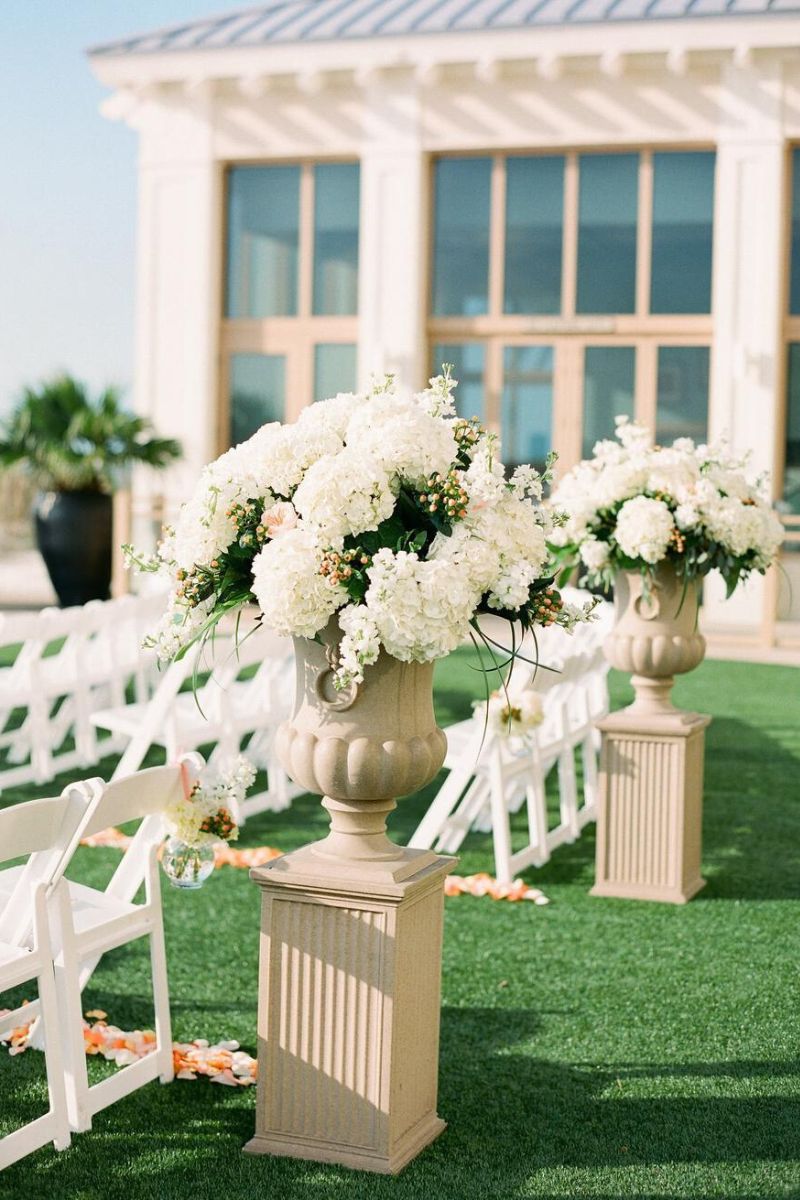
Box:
left=335, top=604, right=381, bottom=688
left=251, top=528, right=346, bottom=638
left=615, top=496, right=674, bottom=564
left=674, top=503, right=700, bottom=531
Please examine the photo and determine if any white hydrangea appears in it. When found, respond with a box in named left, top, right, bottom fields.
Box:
left=703, top=497, right=783, bottom=561
left=251, top=527, right=346, bottom=638
left=674, top=503, right=701, bottom=531
left=297, top=391, right=365, bottom=442
left=615, top=496, right=675, bottom=564
left=346, top=389, right=457, bottom=489
left=579, top=537, right=611, bottom=573
left=363, top=549, right=479, bottom=663
left=292, top=450, right=397, bottom=542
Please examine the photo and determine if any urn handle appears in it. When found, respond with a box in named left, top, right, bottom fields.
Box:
left=314, top=640, right=360, bottom=712
left=633, top=576, right=661, bottom=622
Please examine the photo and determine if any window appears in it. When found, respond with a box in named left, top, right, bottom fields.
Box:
left=790, top=151, right=800, bottom=316
left=313, top=164, right=359, bottom=316
left=784, top=344, right=800, bottom=513
left=429, top=150, right=714, bottom=470
left=431, top=343, right=486, bottom=421
left=432, top=158, right=491, bottom=317
left=576, top=154, right=638, bottom=315
left=229, top=353, right=285, bottom=446
left=656, top=346, right=710, bottom=444
left=314, top=344, right=357, bottom=402
left=504, top=156, right=564, bottom=315
left=502, top=346, right=554, bottom=473
left=226, top=166, right=300, bottom=319
left=221, top=161, right=360, bottom=445
left=582, top=347, right=636, bottom=457
left=651, top=152, right=715, bottom=314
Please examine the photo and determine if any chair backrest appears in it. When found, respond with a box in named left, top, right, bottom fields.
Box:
left=82, top=754, right=205, bottom=904
left=0, top=782, right=101, bottom=945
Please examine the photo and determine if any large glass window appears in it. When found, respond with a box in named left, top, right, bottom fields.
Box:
left=784, top=344, right=800, bottom=513
left=651, top=152, right=715, bottom=314
left=223, top=161, right=360, bottom=444
left=504, top=156, right=564, bottom=315
left=790, top=152, right=800, bottom=316
left=314, top=343, right=357, bottom=402
left=229, top=353, right=285, bottom=446
left=501, top=346, right=554, bottom=473
left=576, top=154, right=638, bottom=315
left=582, top=347, right=636, bottom=457
left=313, top=164, right=360, bottom=316
left=656, top=346, right=710, bottom=444
left=431, top=343, right=486, bottom=421
left=226, top=166, right=300, bottom=318
left=432, top=158, right=491, bottom=317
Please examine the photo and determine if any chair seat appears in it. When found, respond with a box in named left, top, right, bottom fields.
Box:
left=63, top=881, right=139, bottom=934
left=91, top=681, right=287, bottom=743
left=0, top=938, right=29, bottom=969
left=0, top=864, right=23, bottom=901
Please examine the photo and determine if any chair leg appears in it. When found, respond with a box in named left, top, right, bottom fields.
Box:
left=36, top=892, right=71, bottom=1152
left=488, top=750, right=514, bottom=885
left=53, top=884, right=93, bottom=1133
left=145, top=851, right=174, bottom=1084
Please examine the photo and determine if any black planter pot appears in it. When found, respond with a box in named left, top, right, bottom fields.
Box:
left=34, top=490, right=113, bottom=607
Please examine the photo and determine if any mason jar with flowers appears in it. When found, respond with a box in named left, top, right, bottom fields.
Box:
left=547, top=417, right=784, bottom=716
left=161, top=757, right=254, bottom=889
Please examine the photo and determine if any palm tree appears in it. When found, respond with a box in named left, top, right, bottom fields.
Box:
left=0, top=375, right=181, bottom=492
left=0, top=375, right=181, bottom=606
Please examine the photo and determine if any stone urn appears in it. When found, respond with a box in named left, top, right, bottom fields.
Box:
left=246, top=617, right=453, bottom=1173
left=275, top=616, right=447, bottom=878
left=604, top=561, right=706, bottom=721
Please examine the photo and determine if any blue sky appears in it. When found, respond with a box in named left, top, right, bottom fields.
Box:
left=0, top=1, right=220, bottom=416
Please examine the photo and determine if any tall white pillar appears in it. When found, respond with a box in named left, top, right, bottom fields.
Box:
left=357, top=85, right=427, bottom=391
left=129, top=90, right=222, bottom=534
left=705, top=62, right=786, bottom=637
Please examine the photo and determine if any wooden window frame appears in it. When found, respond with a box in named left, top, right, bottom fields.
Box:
left=427, top=147, right=714, bottom=473
left=218, top=158, right=359, bottom=452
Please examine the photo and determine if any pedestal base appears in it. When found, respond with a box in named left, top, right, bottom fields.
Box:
left=245, top=845, right=455, bottom=1175
left=591, top=708, right=711, bottom=904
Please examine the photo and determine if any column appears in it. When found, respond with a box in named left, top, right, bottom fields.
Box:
left=357, top=84, right=427, bottom=390
left=706, top=61, right=786, bottom=636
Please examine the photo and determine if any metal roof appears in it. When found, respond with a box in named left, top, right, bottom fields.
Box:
left=89, top=0, right=800, bottom=56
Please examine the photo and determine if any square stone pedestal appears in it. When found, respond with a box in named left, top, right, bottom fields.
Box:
left=244, top=845, right=454, bottom=1174
left=591, top=709, right=711, bottom=904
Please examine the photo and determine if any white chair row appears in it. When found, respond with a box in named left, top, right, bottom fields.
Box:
left=0, top=593, right=299, bottom=824
left=0, top=592, right=165, bottom=792
left=90, top=614, right=299, bottom=822
left=0, top=756, right=202, bottom=1170
left=409, top=596, right=613, bottom=883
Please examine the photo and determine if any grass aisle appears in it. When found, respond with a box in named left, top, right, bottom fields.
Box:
left=1, top=657, right=799, bottom=1199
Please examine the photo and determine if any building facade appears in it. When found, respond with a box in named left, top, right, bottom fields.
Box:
left=89, top=0, right=800, bottom=646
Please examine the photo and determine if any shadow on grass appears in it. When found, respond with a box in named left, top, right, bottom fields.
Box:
left=4, top=1005, right=797, bottom=1200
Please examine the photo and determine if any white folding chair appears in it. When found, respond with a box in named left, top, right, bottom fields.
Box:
left=91, top=622, right=296, bottom=821
left=0, top=784, right=100, bottom=1169
left=51, top=756, right=203, bottom=1133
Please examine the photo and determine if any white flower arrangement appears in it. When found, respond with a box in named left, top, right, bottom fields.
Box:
left=165, top=756, right=255, bottom=848
left=548, top=417, right=784, bottom=596
left=474, top=688, right=545, bottom=738
left=129, top=370, right=595, bottom=690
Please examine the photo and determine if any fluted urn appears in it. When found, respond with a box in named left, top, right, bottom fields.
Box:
left=275, top=617, right=447, bottom=878
left=604, top=562, right=706, bottom=719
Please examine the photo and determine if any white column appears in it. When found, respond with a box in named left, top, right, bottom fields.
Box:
left=357, top=85, right=427, bottom=391
left=128, top=91, right=223, bottom=539
left=705, top=62, right=785, bottom=636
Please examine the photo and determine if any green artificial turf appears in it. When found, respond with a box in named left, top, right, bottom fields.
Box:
left=1, top=655, right=799, bottom=1199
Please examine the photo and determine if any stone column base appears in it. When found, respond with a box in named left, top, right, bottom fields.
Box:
left=591, top=708, right=711, bottom=904
left=244, top=845, right=454, bottom=1174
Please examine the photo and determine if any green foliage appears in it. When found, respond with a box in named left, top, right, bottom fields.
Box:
left=0, top=374, right=182, bottom=493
